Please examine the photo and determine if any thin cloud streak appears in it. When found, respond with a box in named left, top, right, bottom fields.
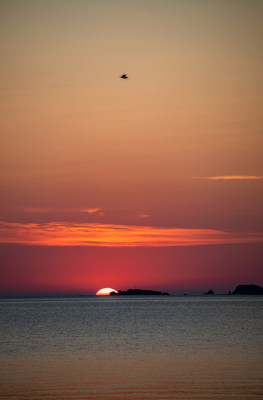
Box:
left=139, top=213, right=151, bottom=219
left=83, top=208, right=104, bottom=216
left=192, top=175, right=263, bottom=180
left=0, top=221, right=263, bottom=247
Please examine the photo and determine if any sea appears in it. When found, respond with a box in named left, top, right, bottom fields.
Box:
left=0, top=295, right=262, bottom=399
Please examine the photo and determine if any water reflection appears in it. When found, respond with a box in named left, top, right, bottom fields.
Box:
left=0, top=296, right=262, bottom=399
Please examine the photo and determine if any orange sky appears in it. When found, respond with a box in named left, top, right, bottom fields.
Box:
left=1, top=221, right=263, bottom=247
left=1, top=0, right=263, bottom=294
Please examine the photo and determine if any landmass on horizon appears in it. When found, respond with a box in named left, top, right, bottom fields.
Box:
left=201, top=284, right=263, bottom=296
left=110, top=289, right=170, bottom=296
left=200, top=284, right=263, bottom=296
left=232, top=284, right=263, bottom=295
left=107, top=284, right=263, bottom=296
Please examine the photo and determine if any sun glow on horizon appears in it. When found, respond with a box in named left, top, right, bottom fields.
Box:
left=96, top=288, right=118, bottom=296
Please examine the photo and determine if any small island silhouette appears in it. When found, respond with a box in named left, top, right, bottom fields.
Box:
left=202, top=284, right=263, bottom=296
left=204, top=289, right=214, bottom=295
left=110, top=289, right=170, bottom=296
left=232, top=284, right=263, bottom=295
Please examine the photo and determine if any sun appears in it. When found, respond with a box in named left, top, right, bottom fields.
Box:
left=96, top=288, right=118, bottom=296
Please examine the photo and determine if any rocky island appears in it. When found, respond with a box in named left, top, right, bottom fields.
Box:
left=110, top=289, right=170, bottom=296
left=232, top=284, right=263, bottom=295
left=204, top=289, right=214, bottom=295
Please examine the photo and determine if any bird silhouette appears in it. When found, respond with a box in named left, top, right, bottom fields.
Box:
left=120, top=74, right=128, bottom=79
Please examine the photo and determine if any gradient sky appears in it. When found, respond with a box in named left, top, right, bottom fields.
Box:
left=1, top=0, right=263, bottom=295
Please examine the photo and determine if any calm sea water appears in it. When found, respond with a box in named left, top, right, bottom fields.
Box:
left=0, top=296, right=262, bottom=399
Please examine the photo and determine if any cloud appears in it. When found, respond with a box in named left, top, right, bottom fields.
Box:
left=83, top=208, right=104, bottom=216
left=139, top=213, right=151, bottom=219
left=192, top=175, right=263, bottom=180
left=0, top=221, right=263, bottom=247
left=4, top=206, right=105, bottom=215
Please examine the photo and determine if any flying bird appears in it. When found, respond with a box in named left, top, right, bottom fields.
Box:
left=120, top=74, right=128, bottom=79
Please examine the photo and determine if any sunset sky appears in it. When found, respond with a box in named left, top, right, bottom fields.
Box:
left=1, top=0, right=263, bottom=295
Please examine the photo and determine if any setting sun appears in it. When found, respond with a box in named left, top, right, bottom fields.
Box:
left=96, top=288, right=118, bottom=296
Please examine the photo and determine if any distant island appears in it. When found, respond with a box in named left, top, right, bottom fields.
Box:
left=105, top=284, right=263, bottom=297
left=232, top=284, right=263, bottom=295
left=204, top=289, right=214, bottom=295
left=110, top=289, right=170, bottom=296
left=201, top=284, right=263, bottom=296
